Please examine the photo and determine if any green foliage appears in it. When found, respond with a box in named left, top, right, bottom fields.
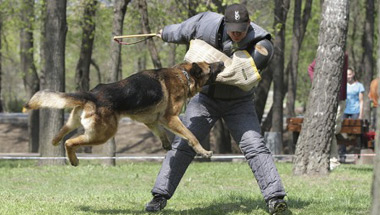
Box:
left=0, top=0, right=378, bottom=113
left=0, top=161, right=372, bottom=214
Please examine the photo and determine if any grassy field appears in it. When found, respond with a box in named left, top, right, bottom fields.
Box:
left=0, top=160, right=373, bottom=215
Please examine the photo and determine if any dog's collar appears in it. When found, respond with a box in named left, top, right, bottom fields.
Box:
left=179, top=69, right=193, bottom=97
left=181, top=69, right=191, bottom=87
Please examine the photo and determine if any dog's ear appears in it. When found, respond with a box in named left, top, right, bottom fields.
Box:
left=190, top=63, right=203, bottom=79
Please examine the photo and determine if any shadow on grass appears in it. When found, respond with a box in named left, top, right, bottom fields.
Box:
left=78, top=195, right=311, bottom=215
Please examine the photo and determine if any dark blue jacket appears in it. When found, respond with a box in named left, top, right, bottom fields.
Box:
left=162, top=11, right=271, bottom=99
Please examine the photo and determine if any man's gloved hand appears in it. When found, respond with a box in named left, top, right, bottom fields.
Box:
left=156, top=29, right=163, bottom=38
left=215, top=50, right=261, bottom=91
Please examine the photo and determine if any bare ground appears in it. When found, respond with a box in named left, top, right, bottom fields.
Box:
left=0, top=121, right=166, bottom=154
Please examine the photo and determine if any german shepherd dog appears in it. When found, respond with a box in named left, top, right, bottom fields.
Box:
left=23, top=61, right=224, bottom=166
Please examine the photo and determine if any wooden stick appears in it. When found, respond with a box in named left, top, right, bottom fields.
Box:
left=113, top=33, right=157, bottom=40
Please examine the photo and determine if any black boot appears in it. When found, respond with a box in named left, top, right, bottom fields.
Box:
left=145, top=195, right=167, bottom=212
left=267, top=197, right=287, bottom=214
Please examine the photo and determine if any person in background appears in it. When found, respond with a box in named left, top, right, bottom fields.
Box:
left=339, top=67, right=365, bottom=161
left=368, top=78, right=379, bottom=107
left=308, top=54, right=348, bottom=170
left=368, top=77, right=379, bottom=130
left=344, top=68, right=365, bottom=119
left=145, top=4, right=287, bottom=215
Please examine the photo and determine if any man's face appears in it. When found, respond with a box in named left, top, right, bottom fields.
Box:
left=226, top=23, right=249, bottom=42
left=227, top=31, right=248, bottom=42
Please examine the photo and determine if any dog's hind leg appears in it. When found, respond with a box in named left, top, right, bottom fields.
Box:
left=64, top=134, right=112, bottom=166
left=145, top=123, right=172, bottom=150
left=161, top=116, right=213, bottom=158
left=52, top=107, right=82, bottom=146
left=65, top=135, right=86, bottom=166
left=65, top=117, right=118, bottom=166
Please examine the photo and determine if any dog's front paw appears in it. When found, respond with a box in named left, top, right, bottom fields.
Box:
left=200, top=150, right=213, bottom=158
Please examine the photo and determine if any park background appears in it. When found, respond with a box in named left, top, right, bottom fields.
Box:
left=0, top=0, right=380, bottom=214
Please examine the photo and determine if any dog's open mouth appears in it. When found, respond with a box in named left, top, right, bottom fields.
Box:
left=207, top=61, right=225, bottom=84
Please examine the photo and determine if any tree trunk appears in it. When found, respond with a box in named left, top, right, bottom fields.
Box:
left=103, top=0, right=130, bottom=166
left=0, top=9, right=3, bottom=113
left=168, top=43, right=177, bottom=67
left=39, top=0, right=46, bottom=89
left=134, top=40, right=147, bottom=71
left=370, top=3, right=380, bottom=214
left=254, top=68, right=272, bottom=122
left=74, top=0, right=97, bottom=154
left=347, top=0, right=360, bottom=70
left=268, top=0, right=290, bottom=151
left=286, top=0, right=312, bottom=118
left=39, top=0, right=67, bottom=166
left=361, top=0, right=374, bottom=121
left=75, top=0, right=97, bottom=92
left=20, top=0, right=40, bottom=153
left=293, top=0, right=349, bottom=175
left=135, top=54, right=147, bottom=72
left=137, top=0, right=161, bottom=69
left=90, top=59, right=101, bottom=83
left=262, top=106, right=273, bottom=134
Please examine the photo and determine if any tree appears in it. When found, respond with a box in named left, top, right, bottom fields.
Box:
left=134, top=39, right=147, bottom=71
left=103, top=0, right=131, bottom=166
left=75, top=0, right=97, bottom=92
left=20, top=0, right=40, bottom=153
left=264, top=0, right=290, bottom=153
left=0, top=2, right=3, bottom=113
left=254, top=68, right=272, bottom=123
left=74, top=0, right=97, bottom=154
left=370, top=2, right=380, bottom=214
left=346, top=0, right=359, bottom=70
left=285, top=0, right=312, bottom=118
left=38, top=0, right=46, bottom=89
left=361, top=0, right=375, bottom=121
left=39, top=0, right=67, bottom=165
left=137, top=0, right=161, bottom=69
left=167, top=43, right=176, bottom=67
left=293, top=0, right=349, bottom=175
left=285, top=0, right=312, bottom=154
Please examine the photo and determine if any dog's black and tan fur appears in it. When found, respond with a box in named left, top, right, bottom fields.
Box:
left=23, top=61, right=224, bottom=166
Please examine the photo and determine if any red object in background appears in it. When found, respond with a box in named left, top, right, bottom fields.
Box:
left=365, top=130, right=376, bottom=141
left=365, top=131, right=376, bottom=148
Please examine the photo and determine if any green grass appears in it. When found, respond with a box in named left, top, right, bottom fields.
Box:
left=0, top=160, right=372, bottom=215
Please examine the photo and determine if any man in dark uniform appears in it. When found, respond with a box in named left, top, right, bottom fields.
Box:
left=145, top=4, right=287, bottom=214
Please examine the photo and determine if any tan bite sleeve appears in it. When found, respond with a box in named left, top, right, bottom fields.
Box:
left=184, top=39, right=261, bottom=91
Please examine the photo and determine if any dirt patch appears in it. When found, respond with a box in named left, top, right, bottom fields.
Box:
left=0, top=121, right=166, bottom=154
left=0, top=114, right=244, bottom=155
left=0, top=123, right=29, bottom=153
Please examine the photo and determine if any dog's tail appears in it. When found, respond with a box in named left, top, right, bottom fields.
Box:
left=23, top=90, right=90, bottom=112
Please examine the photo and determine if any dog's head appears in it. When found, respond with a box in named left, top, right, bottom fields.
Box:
left=189, top=61, right=225, bottom=87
